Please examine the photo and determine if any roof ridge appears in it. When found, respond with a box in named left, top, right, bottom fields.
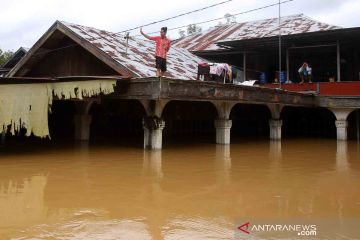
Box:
left=60, top=20, right=122, bottom=36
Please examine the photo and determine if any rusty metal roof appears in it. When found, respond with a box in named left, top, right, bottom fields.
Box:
left=61, top=22, right=204, bottom=80
left=173, top=14, right=340, bottom=52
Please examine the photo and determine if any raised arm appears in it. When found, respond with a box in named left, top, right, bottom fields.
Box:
left=140, top=28, right=154, bottom=40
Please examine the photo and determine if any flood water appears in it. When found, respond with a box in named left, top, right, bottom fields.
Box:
left=0, top=139, right=360, bottom=239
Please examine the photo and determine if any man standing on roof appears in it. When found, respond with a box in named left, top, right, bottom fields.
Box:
left=140, top=27, right=171, bottom=78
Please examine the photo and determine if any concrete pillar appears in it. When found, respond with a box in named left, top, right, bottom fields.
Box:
left=74, top=100, right=96, bottom=142
left=214, top=119, right=232, bottom=144
left=143, top=117, right=165, bottom=150
left=329, top=108, right=354, bottom=141
left=269, top=119, right=282, bottom=140
left=74, top=114, right=92, bottom=141
left=335, top=120, right=348, bottom=141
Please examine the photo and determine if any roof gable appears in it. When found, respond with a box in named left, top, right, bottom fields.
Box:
left=9, top=21, right=203, bottom=80
left=61, top=22, right=203, bottom=80
left=1, top=47, right=28, bottom=69
left=173, top=14, right=340, bottom=52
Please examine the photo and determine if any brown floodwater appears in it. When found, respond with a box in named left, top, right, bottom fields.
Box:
left=0, top=139, right=359, bottom=239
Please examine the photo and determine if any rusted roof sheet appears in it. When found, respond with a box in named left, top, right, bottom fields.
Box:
left=61, top=22, right=203, bottom=80
left=173, top=14, right=340, bottom=52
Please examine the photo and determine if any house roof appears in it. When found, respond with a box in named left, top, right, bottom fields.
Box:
left=1, top=47, right=28, bottom=69
left=8, top=22, right=204, bottom=80
left=60, top=22, right=203, bottom=80
left=173, top=14, right=340, bottom=52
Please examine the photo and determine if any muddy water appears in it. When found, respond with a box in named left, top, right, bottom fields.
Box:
left=0, top=139, right=359, bottom=239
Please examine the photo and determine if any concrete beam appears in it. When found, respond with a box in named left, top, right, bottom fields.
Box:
left=139, top=99, right=169, bottom=118
left=267, top=104, right=284, bottom=119
left=212, top=101, right=236, bottom=119
left=113, top=78, right=315, bottom=107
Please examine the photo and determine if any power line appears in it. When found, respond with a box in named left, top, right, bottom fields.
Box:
left=114, top=0, right=234, bottom=35
left=29, top=0, right=294, bottom=57
left=137, top=0, right=294, bottom=37
left=29, top=0, right=235, bottom=56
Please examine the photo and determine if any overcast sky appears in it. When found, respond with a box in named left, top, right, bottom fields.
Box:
left=1, top=0, right=359, bottom=51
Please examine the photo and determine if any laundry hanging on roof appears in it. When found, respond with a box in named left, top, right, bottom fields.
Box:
left=197, top=62, right=241, bottom=84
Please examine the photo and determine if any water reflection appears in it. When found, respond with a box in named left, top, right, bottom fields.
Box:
left=0, top=140, right=359, bottom=239
left=215, top=145, right=231, bottom=184
left=336, top=141, right=349, bottom=172
left=269, top=140, right=282, bottom=161
left=0, top=175, right=48, bottom=227
left=143, top=150, right=163, bottom=180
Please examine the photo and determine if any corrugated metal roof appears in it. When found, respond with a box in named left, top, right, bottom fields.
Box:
left=173, top=14, right=340, bottom=52
left=61, top=22, right=204, bottom=80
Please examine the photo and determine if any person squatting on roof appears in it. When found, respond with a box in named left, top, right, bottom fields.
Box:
left=298, top=62, right=313, bottom=84
left=140, top=27, right=171, bottom=78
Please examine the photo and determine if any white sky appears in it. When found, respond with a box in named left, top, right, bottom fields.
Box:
left=1, top=0, right=360, bottom=51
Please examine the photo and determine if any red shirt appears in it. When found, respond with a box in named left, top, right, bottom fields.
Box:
left=149, top=36, right=171, bottom=59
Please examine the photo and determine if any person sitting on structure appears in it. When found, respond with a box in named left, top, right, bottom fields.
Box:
left=298, top=62, right=313, bottom=84
left=140, top=27, right=171, bottom=78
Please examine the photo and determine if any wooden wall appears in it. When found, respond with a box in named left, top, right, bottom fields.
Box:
left=26, top=45, right=119, bottom=77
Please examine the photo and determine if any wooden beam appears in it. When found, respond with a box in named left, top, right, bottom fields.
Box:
left=243, top=52, right=247, bottom=82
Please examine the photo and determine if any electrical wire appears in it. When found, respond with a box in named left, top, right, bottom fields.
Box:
left=30, top=0, right=294, bottom=56
left=114, top=0, right=234, bottom=35
left=137, top=0, right=294, bottom=37
left=29, top=0, right=235, bottom=56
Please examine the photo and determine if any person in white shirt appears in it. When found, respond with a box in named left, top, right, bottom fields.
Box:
left=298, top=62, right=313, bottom=84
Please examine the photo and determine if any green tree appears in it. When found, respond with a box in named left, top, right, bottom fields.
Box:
left=0, top=48, right=14, bottom=67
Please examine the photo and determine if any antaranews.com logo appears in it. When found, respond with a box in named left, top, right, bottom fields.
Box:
left=236, top=221, right=317, bottom=238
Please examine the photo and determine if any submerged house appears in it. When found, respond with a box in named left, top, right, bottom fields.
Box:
left=174, top=14, right=360, bottom=84
left=7, top=14, right=360, bottom=84
left=1, top=15, right=360, bottom=147
left=7, top=21, right=203, bottom=79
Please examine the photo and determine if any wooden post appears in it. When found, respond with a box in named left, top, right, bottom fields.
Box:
left=337, top=40, right=341, bottom=82
left=286, top=48, right=289, bottom=82
left=243, top=52, right=247, bottom=82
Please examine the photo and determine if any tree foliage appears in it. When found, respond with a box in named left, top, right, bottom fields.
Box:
left=0, top=48, right=14, bottom=67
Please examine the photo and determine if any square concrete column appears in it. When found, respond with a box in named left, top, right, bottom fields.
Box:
left=74, top=114, right=92, bottom=141
left=143, top=118, right=165, bottom=150
left=269, top=119, right=282, bottom=140
left=214, top=119, right=232, bottom=144
left=335, top=120, right=348, bottom=140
